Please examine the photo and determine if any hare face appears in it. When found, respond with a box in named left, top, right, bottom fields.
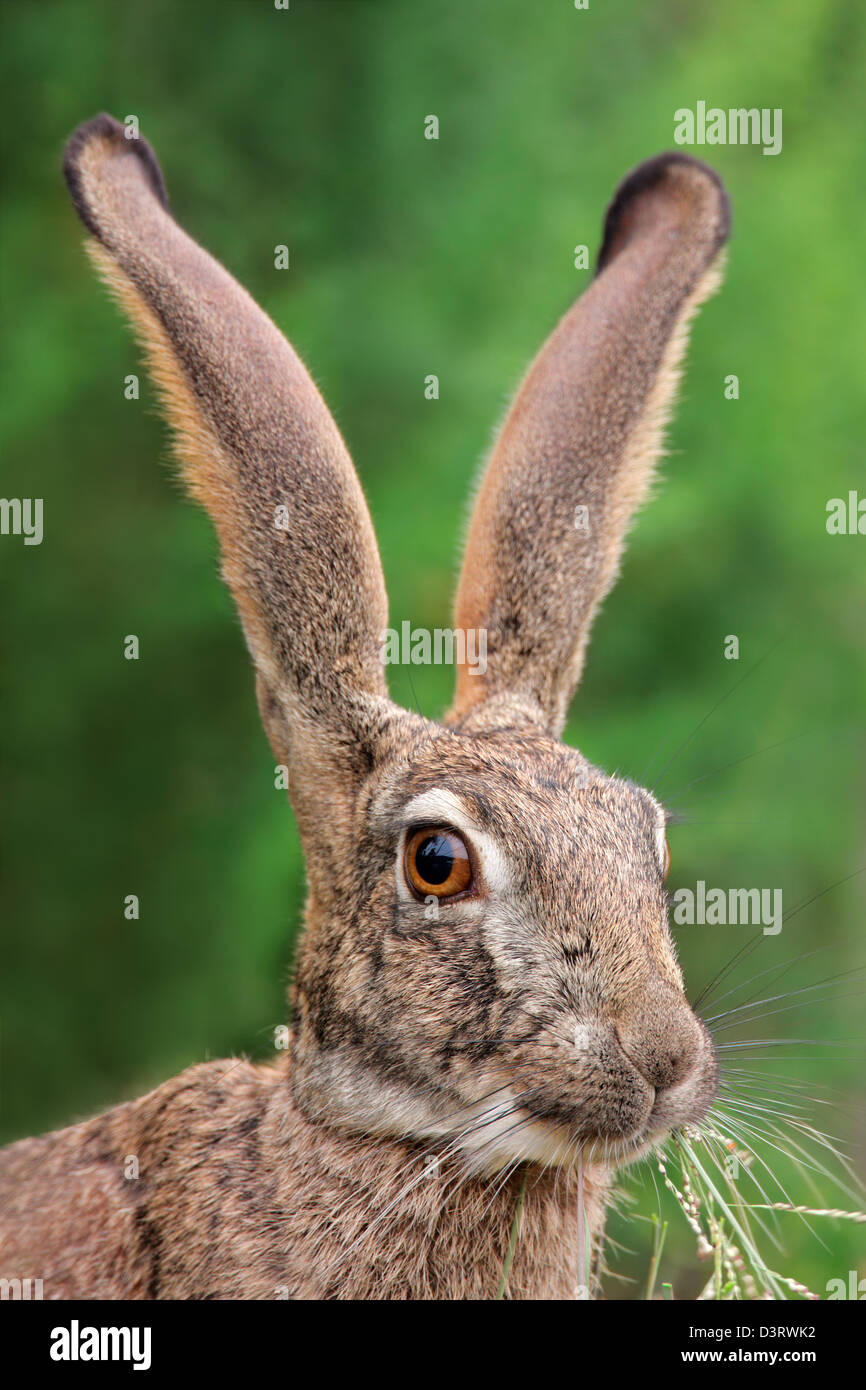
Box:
left=290, top=720, right=717, bottom=1172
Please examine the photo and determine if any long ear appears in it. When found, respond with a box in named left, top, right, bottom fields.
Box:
left=448, top=152, right=730, bottom=735
left=63, top=115, right=395, bottom=874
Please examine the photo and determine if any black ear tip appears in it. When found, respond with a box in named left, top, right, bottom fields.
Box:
left=596, top=151, right=731, bottom=275
left=63, top=113, right=169, bottom=239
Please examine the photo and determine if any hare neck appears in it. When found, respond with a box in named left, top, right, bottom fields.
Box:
left=265, top=1057, right=609, bottom=1299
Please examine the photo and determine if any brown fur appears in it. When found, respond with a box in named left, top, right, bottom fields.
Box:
left=0, top=1057, right=605, bottom=1299
left=0, top=116, right=730, bottom=1299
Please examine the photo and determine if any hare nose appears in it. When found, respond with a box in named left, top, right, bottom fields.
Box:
left=614, top=999, right=703, bottom=1092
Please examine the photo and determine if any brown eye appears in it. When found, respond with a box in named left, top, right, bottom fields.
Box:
left=404, top=827, right=473, bottom=900
left=663, top=840, right=671, bottom=880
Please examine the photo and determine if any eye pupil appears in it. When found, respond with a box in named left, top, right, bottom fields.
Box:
left=416, top=835, right=454, bottom=885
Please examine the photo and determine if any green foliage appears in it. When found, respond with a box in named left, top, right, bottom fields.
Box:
left=1, top=0, right=863, bottom=1298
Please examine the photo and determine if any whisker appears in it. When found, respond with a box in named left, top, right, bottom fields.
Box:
left=691, top=932, right=766, bottom=1012
left=721, top=1066, right=845, bottom=1099
left=699, top=948, right=825, bottom=1016
left=781, top=865, right=866, bottom=927
left=712, top=1102, right=861, bottom=1200
left=662, top=726, right=820, bottom=802
left=710, top=987, right=866, bottom=1034
left=645, top=633, right=788, bottom=789
left=692, top=866, right=865, bottom=1015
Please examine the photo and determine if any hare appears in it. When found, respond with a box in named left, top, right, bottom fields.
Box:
left=0, top=115, right=730, bottom=1300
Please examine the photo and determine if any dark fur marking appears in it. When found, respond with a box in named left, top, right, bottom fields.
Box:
left=63, top=114, right=169, bottom=243
left=597, top=151, right=731, bottom=275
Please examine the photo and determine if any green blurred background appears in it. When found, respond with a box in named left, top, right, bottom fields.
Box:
left=1, top=0, right=863, bottom=1297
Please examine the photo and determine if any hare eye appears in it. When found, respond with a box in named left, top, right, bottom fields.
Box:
left=404, top=827, right=473, bottom=900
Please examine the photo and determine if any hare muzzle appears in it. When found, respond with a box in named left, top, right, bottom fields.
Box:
left=613, top=990, right=717, bottom=1137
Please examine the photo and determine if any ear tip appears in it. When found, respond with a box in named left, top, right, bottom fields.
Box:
left=596, top=151, right=731, bottom=275
left=63, top=113, right=170, bottom=240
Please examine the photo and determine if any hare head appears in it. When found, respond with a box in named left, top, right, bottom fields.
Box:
left=64, top=117, right=730, bottom=1180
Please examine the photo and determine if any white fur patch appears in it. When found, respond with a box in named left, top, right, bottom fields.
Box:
left=655, top=810, right=668, bottom=873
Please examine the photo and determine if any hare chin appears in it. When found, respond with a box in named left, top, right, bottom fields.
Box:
left=428, top=1085, right=710, bottom=1176
left=447, top=1114, right=663, bottom=1178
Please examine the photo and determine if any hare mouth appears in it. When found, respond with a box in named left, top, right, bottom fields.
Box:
left=606, top=1067, right=717, bottom=1162
left=645, top=1074, right=716, bottom=1138
left=506, top=1061, right=717, bottom=1169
